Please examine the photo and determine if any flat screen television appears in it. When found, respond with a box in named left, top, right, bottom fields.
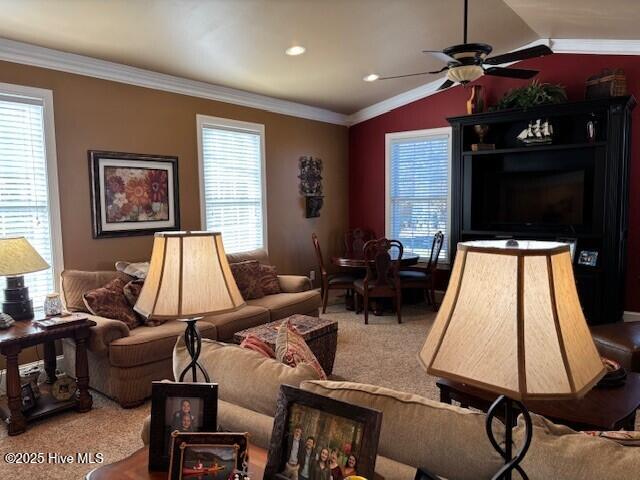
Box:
left=470, top=166, right=594, bottom=233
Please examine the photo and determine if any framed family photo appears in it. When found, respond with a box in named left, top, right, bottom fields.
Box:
left=265, top=385, right=382, bottom=480
left=149, top=381, right=218, bottom=471
left=168, top=432, right=249, bottom=480
left=88, top=150, right=180, bottom=238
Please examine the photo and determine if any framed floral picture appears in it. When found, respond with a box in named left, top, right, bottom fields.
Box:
left=89, top=151, right=180, bottom=238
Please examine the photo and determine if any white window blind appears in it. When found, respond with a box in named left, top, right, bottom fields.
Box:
left=199, top=118, right=265, bottom=253
left=387, top=129, right=450, bottom=262
left=0, top=94, right=55, bottom=308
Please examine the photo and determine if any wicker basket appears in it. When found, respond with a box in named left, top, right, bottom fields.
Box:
left=585, top=69, right=627, bottom=99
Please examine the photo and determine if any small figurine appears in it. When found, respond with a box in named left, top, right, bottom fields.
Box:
left=517, top=118, right=553, bottom=145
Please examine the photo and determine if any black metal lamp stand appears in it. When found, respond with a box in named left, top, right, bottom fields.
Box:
left=485, top=395, right=533, bottom=480
left=178, top=318, right=210, bottom=383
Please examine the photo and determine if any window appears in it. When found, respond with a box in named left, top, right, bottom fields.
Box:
left=0, top=83, right=63, bottom=309
left=385, top=127, right=451, bottom=262
left=197, top=115, right=266, bottom=253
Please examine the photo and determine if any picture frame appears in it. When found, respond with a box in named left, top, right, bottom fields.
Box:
left=168, top=432, right=249, bottom=480
left=20, top=383, right=36, bottom=412
left=149, top=381, right=218, bottom=471
left=88, top=150, right=180, bottom=238
left=578, top=249, right=599, bottom=267
left=264, top=385, right=382, bottom=480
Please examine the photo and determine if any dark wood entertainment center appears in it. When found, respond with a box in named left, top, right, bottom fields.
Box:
left=448, top=96, right=635, bottom=325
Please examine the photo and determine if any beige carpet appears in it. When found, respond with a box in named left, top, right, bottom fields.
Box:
left=330, top=303, right=439, bottom=398
left=0, top=304, right=438, bottom=479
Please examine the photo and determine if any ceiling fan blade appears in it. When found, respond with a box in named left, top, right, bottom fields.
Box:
left=422, top=50, right=460, bottom=64
left=378, top=71, right=434, bottom=80
left=484, top=67, right=539, bottom=79
left=484, top=44, right=553, bottom=65
left=438, top=79, right=455, bottom=90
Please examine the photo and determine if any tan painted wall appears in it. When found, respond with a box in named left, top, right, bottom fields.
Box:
left=0, top=60, right=348, bottom=371
left=0, top=60, right=349, bottom=277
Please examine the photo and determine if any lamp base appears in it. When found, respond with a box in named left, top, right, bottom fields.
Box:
left=2, top=275, right=34, bottom=320
left=178, top=318, right=211, bottom=383
left=485, top=395, right=532, bottom=480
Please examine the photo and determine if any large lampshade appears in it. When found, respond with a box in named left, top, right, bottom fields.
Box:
left=134, top=231, right=244, bottom=320
left=0, top=237, right=49, bottom=276
left=420, top=240, right=606, bottom=401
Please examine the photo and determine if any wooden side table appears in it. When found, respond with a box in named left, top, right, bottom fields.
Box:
left=437, top=374, right=640, bottom=431
left=0, top=317, right=96, bottom=435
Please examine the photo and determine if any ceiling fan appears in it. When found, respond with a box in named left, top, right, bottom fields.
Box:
left=371, top=0, right=553, bottom=90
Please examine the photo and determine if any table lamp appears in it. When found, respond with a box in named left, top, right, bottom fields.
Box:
left=419, top=240, right=606, bottom=480
left=134, top=231, right=244, bottom=382
left=0, top=237, right=50, bottom=321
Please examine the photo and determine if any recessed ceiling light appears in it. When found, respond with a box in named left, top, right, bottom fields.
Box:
left=285, top=46, right=306, bottom=56
left=363, top=74, right=380, bottom=82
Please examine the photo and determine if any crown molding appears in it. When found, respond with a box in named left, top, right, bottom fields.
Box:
left=347, top=38, right=639, bottom=126
left=550, top=38, right=640, bottom=55
left=346, top=77, right=447, bottom=126
left=0, top=37, right=349, bottom=126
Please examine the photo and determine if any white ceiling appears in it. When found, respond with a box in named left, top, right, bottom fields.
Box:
left=0, top=0, right=536, bottom=114
left=504, top=0, right=640, bottom=39
left=0, top=0, right=637, bottom=116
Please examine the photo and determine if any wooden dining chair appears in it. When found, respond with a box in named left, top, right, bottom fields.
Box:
left=353, top=238, right=403, bottom=325
left=344, top=228, right=374, bottom=258
left=399, top=231, right=444, bottom=311
left=312, top=233, right=357, bottom=313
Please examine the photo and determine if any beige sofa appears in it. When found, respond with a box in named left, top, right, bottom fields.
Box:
left=142, top=339, right=640, bottom=480
left=60, top=249, right=320, bottom=407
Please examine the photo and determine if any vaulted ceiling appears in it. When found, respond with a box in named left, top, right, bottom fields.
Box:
left=0, top=0, right=637, bottom=115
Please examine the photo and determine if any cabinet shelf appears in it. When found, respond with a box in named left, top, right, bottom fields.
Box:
left=463, top=141, right=606, bottom=156
left=449, top=96, right=636, bottom=324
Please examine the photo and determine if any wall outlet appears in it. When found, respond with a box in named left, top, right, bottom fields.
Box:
left=309, top=270, right=316, bottom=281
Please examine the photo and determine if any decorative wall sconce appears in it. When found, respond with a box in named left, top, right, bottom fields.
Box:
left=298, top=156, right=323, bottom=218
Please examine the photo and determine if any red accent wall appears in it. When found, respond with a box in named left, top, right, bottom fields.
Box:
left=349, top=53, right=640, bottom=311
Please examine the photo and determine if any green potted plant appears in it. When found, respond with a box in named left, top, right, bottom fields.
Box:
left=491, top=80, right=567, bottom=111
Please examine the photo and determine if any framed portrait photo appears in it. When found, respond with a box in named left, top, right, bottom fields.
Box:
left=168, top=432, right=249, bottom=480
left=149, top=381, right=218, bottom=471
left=265, top=385, right=382, bottom=480
left=578, top=249, right=599, bottom=267
left=88, top=150, right=180, bottom=238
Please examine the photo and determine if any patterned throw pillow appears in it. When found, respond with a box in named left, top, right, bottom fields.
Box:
left=82, top=278, right=139, bottom=329
left=123, top=279, right=144, bottom=307
left=259, top=264, right=281, bottom=295
left=275, top=320, right=326, bottom=380
left=230, top=260, right=264, bottom=300
left=240, top=334, right=276, bottom=358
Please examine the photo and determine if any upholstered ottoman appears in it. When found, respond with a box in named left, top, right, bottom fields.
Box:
left=591, top=322, right=640, bottom=373
left=233, top=314, right=338, bottom=374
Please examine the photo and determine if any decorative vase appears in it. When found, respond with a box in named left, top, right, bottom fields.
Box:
left=44, top=293, right=63, bottom=317
left=466, top=85, right=484, bottom=114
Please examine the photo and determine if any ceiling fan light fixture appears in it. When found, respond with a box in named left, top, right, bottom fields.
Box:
left=447, top=64, right=483, bottom=84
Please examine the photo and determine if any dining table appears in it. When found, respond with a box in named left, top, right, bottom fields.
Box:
left=330, top=251, right=420, bottom=313
left=332, top=251, right=420, bottom=268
